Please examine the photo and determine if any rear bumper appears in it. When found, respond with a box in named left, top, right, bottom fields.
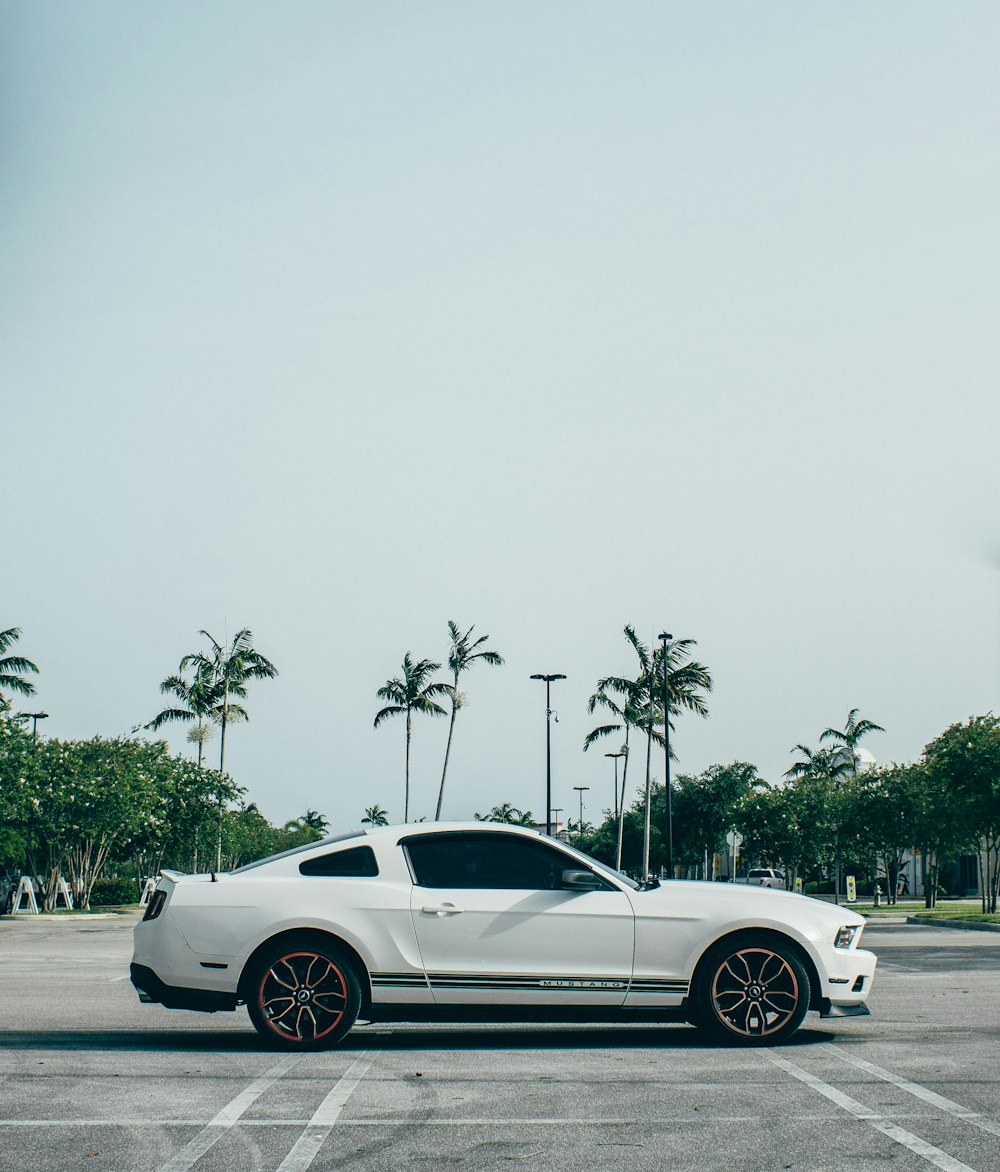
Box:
left=130, top=963, right=238, bottom=1013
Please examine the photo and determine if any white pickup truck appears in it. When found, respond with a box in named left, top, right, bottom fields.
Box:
left=747, top=867, right=786, bottom=889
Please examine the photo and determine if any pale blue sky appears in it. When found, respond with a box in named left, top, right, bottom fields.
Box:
left=3, top=2, right=998, bottom=830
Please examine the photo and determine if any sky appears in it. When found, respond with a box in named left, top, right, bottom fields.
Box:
left=3, top=2, right=999, bottom=833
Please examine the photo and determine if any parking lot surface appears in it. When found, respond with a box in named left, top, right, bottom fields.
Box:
left=1, top=915, right=998, bottom=1171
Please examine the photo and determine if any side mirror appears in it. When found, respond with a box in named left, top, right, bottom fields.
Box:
left=561, top=869, right=601, bottom=891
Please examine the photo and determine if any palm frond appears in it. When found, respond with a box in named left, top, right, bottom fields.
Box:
left=374, top=704, right=405, bottom=729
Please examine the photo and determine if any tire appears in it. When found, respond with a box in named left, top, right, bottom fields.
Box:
left=691, top=934, right=810, bottom=1045
left=246, top=938, right=362, bottom=1050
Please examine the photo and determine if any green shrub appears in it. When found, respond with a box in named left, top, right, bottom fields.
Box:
left=90, top=877, right=139, bottom=905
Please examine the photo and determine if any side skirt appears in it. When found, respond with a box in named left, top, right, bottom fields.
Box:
left=363, top=1003, right=692, bottom=1025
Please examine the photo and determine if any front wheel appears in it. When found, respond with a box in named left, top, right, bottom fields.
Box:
left=246, top=939, right=362, bottom=1050
left=691, top=935, right=810, bottom=1045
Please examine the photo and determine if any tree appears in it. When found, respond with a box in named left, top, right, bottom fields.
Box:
left=674, top=762, right=763, bottom=875
left=435, top=622, right=504, bottom=820
left=299, top=808, right=329, bottom=834
left=473, top=803, right=535, bottom=826
left=181, top=629, right=277, bottom=776
left=784, top=744, right=851, bottom=784
left=362, top=803, right=389, bottom=827
left=594, top=627, right=712, bottom=879
left=181, top=629, right=277, bottom=869
left=584, top=679, right=643, bottom=871
left=145, top=661, right=235, bottom=768
left=374, top=654, right=449, bottom=822
left=921, top=715, right=1000, bottom=911
left=839, top=766, right=920, bottom=905
left=819, top=708, right=885, bottom=775
left=0, top=627, right=39, bottom=700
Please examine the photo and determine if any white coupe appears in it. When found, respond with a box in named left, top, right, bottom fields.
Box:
left=131, top=823, right=876, bottom=1049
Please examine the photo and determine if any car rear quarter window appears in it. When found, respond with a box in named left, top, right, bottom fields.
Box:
left=404, top=832, right=573, bottom=890
left=299, top=846, right=379, bottom=878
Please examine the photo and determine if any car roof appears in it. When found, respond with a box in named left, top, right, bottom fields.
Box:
left=364, top=821, right=545, bottom=841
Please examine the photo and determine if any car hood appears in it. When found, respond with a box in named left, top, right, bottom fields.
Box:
left=631, top=879, right=867, bottom=935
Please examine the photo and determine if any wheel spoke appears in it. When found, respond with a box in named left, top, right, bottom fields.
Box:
left=759, top=952, right=787, bottom=985
left=262, top=994, right=295, bottom=1014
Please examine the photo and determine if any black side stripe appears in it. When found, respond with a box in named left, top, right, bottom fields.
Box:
left=370, top=971, right=690, bottom=993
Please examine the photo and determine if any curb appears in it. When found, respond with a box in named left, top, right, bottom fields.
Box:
left=905, top=916, right=1000, bottom=933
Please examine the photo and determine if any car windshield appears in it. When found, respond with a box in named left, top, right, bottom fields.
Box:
left=230, top=832, right=366, bottom=874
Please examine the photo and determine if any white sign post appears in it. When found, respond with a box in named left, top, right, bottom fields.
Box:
left=726, top=830, right=743, bottom=882
left=139, top=878, right=157, bottom=908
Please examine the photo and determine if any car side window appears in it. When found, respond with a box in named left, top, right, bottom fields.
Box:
left=404, top=832, right=593, bottom=890
left=299, top=846, right=379, bottom=877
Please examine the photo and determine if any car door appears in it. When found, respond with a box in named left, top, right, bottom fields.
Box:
left=403, top=830, right=634, bottom=1006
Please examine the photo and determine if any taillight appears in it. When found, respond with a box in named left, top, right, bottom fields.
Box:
left=143, top=890, right=166, bottom=921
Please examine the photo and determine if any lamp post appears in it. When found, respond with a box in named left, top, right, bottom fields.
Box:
left=573, top=785, right=590, bottom=831
left=605, top=750, right=626, bottom=821
left=658, top=632, right=673, bottom=880
left=530, top=673, right=566, bottom=835
left=551, top=808, right=563, bottom=834
left=21, top=711, right=49, bottom=741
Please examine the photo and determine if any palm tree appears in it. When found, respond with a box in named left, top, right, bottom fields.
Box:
left=300, top=809, right=329, bottom=833
left=784, top=743, right=851, bottom=783
left=145, top=661, right=238, bottom=768
left=474, top=803, right=535, bottom=826
left=0, top=627, right=39, bottom=700
left=819, top=708, right=885, bottom=776
left=374, top=654, right=450, bottom=821
left=584, top=685, right=642, bottom=870
left=362, top=804, right=389, bottom=827
left=594, top=627, right=712, bottom=880
left=435, top=622, right=504, bottom=819
left=181, top=629, right=277, bottom=775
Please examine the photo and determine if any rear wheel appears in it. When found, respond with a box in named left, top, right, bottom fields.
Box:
left=246, top=939, right=361, bottom=1050
left=692, top=935, right=810, bottom=1045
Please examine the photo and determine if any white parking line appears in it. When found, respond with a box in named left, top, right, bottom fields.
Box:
left=275, top=1051, right=377, bottom=1172
left=764, top=1050, right=977, bottom=1172
left=156, top=1053, right=303, bottom=1172
left=824, top=1044, right=1000, bottom=1140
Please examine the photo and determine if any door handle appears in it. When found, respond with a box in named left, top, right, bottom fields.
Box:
left=421, top=903, right=463, bottom=916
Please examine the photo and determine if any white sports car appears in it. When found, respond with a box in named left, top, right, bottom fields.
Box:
left=131, top=822, right=876, bottom=1049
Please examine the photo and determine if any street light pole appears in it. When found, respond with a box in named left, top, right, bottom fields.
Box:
left=21, top=711, right=49, bottom=741
left=573, top=785, right=590, bottom=830
left=605, top=751, right=625, bottom=821
left=658, top=632, right=673, bottom=880
left=530, top=673, right=566, bottom=836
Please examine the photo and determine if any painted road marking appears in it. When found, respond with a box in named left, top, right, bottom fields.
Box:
left=156, top=1053, right=303, bottom=1172
left=0, top=1112, right=970, bottom=1127
left=275, top=1051, right=377, bottom=1171
left=825, top=1044, right=1000, bottom=1140
left=764, top=1050, right=977, bottom=1172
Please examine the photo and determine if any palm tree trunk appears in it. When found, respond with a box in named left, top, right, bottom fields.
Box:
left=642, top=727, right=653, bottom=880
left=219, top=676, right=229, bottom=774
left=404, top=707, right=412, bottom=822
left=615, top=729, right=631, bottom=872
left=435, top=679, right=459, bottom=820
left=196, top=716, right=203, bottom=769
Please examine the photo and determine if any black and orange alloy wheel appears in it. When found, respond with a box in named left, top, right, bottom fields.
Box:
left=248, top=940, right=361, bottom=1049
left=694, top=934, right=810, bottom=1044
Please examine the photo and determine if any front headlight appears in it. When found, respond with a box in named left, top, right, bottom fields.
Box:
left=834, top=924, right=861, bottom=950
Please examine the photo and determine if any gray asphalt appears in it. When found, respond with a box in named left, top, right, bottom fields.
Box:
left=1, top=916, right=998, bottom=1171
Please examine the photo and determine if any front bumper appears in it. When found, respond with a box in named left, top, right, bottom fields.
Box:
left=130, top=963, right=238, bottom=1013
